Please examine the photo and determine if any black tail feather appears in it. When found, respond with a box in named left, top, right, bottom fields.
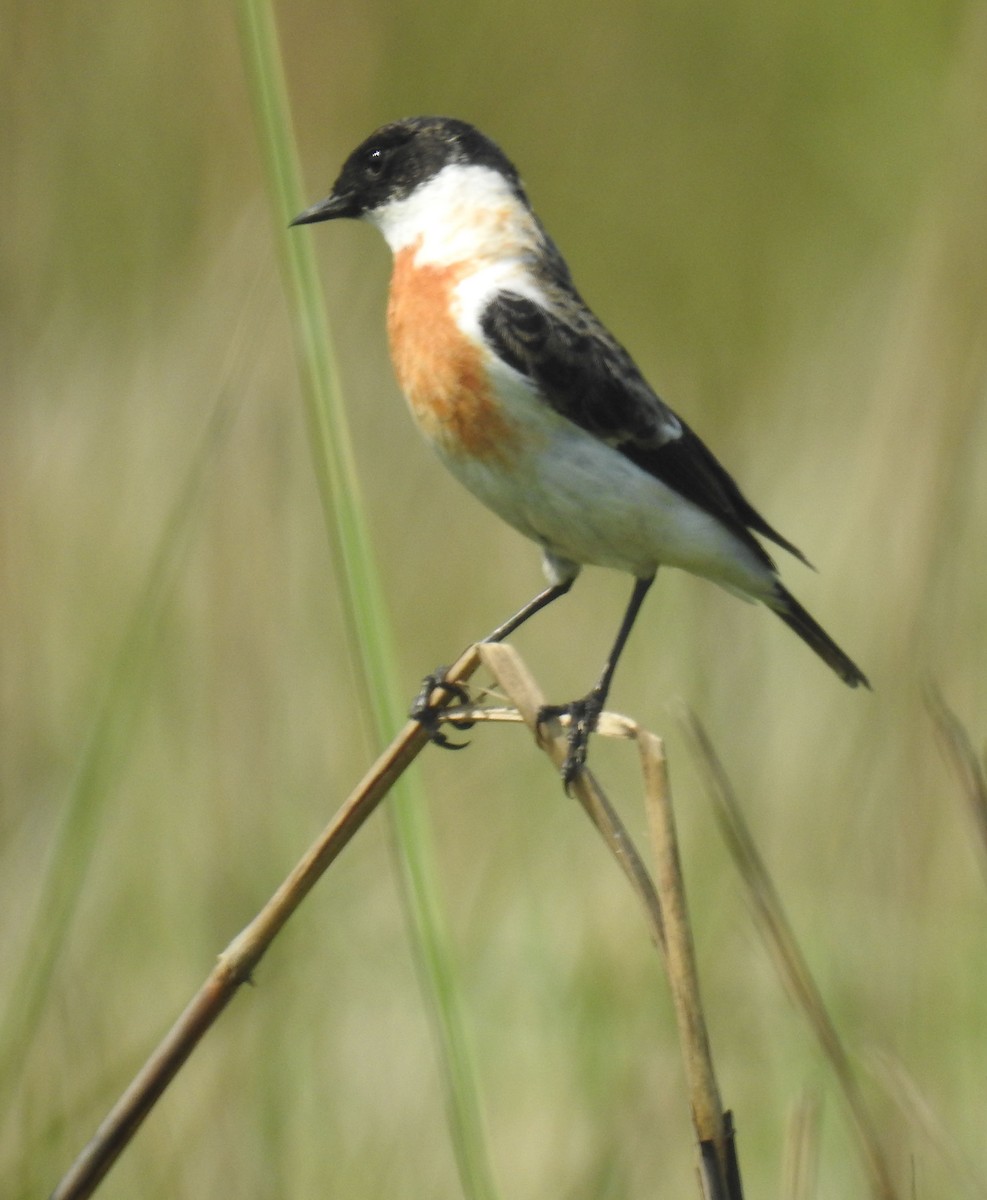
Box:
left=771, top=586, right=870, bottom=689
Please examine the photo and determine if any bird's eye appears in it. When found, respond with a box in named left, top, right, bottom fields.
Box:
left=365, top=147, right=385, bottom=177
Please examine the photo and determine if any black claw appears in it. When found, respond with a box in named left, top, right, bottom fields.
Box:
left=410, top=668, right=475, bottom=751
left=537, top=691, right=606, bottom=791
left=428, top=725, right=472, bottom=750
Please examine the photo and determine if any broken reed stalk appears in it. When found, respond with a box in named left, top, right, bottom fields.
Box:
left=51, top=644, right=740, bottom=1200
left=477, top=644, right=742, bottom=1200
left=639, top=730, right=742, bottom=1200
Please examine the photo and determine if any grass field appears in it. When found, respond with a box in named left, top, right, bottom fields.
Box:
left=4, top=2, right=987, bottom=1197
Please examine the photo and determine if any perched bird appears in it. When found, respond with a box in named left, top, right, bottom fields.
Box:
left=293, top=116, right=868, bottom=787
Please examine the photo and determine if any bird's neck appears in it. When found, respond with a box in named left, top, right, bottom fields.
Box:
left=370, top=164, right=542, bottom=270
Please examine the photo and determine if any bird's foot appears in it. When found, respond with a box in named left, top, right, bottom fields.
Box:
left=537, top=689, right=606, bottom=792
left=410, top=668, right=476, bottom=750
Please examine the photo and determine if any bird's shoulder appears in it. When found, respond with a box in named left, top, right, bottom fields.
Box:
left=478, top=258, right=681, bottom=449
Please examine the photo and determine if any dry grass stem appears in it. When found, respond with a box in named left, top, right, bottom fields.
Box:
left=49, top=647, right=484, bottom=1200
left=477, top=644, right=742, bottom=1198
left=49, top=644, right=675, bottom=1200
left=641, top=731, right=741, bottom=1200
left=56, top=648, right=869, bottom=1200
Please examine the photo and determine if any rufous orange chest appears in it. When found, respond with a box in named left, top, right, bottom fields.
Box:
left=387, top=242, right=520, bottom=464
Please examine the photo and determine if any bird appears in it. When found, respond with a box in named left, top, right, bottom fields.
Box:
left=292, top=116, right=869, bottom=788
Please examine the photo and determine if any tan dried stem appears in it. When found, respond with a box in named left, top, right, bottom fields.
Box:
left=52, top=645, right=742, bottom=1200
left=477, top=644, right=741, bottom=1199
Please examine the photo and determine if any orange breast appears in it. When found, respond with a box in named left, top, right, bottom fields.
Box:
left=387, top=243, right=520, bottom=464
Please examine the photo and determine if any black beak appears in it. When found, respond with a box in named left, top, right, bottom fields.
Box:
left=290, top=189, right=358, bottom=227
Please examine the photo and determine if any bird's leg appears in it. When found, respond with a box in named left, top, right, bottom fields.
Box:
left=410, top=580, right=575, bottom=749
left=481, top=579, right=574, bottom=644
left=539, top=575, right=654, bottom=790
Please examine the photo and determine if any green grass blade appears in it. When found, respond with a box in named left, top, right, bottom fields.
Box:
left=234, top=4, right=499, bottom=1198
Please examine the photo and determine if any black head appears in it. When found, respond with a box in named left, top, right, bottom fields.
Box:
left=291, top=116, right=526, bottom=226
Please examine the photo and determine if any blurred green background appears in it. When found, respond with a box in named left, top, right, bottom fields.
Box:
left=4, top=1, right=987, bottom=1196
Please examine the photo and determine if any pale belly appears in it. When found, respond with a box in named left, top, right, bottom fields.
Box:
left=430, top=397, right=775, bottom=600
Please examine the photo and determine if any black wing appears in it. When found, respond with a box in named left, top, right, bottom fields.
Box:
left=481, top=290, right=810, bottom=568
left=481, top=288, right=678, bottom=446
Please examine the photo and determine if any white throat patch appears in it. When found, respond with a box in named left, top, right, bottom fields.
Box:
left=367, top=163, right=541, bottom=268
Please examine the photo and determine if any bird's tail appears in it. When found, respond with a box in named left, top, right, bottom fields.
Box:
left=769, top=585, right=870, bottom=689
